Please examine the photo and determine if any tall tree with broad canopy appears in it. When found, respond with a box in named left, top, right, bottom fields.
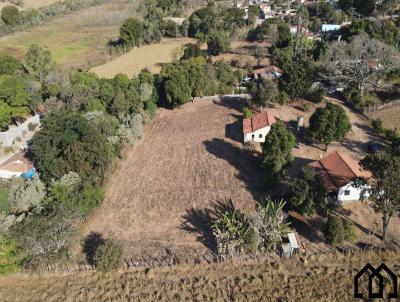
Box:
left=31, top=111, right=113, bottom=185
left=25, top=44, right=52, bottom=80
left=308, top=102, right=351, bottom=150
left=356, top=152, right=400, bottom=241
left=261, top=121, right=296, bottom=179
left=251, top=78, right=279, bottom=107
left=119, top=18, right=144, bottom=47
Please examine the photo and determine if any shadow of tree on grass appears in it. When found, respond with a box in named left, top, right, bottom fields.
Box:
left=179, top=198, right=236, bottom=253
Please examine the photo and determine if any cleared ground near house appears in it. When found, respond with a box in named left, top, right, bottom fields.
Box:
left=0, top=1, right=142, bottom=68
left=91, top=37, right=194, bottom=78
left=0, top=250, right=398, bottom=301
left=84, top=99, right=264, bottom=257
left=369, top=104, right=400, bottom=130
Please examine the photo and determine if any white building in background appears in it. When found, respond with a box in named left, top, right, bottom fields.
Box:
left=309, top=151, right=372, bottom=203
left=242, top=110, right=278, bottom=143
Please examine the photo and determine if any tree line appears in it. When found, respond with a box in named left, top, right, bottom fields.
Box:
left=0, top=45, right=158, bottom=274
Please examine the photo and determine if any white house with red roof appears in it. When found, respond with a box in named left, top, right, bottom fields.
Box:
left=253, top=65, right=283, bottom=81
left=243, top=110, right=277, bottom=143
left=309, top=151, right=372, bottom=203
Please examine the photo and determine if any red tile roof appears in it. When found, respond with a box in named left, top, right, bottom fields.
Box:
left=243, top=110, right=277, bottom=133
left=309, top=151, right=372, bottom=192
left=253, top=65, right=283, bottom=76
left=0, top=151, right=33, bottom=174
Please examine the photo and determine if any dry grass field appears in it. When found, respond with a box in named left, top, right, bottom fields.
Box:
left=82, top=97, right=398, bottom=259
left=369, top=105, right=400, bottom=130
left=0, top=1, right=142, bottom=68
left=0, top=249, right=399, bottom=301
left=0, top=0, right=60, bottom=9
left=91, top=37, right=194, bottom=78
left=84, top=98, right=264, bottom=258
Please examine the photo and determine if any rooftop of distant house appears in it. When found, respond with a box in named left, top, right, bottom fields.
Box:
left=0, top=151, right=33, bottom=174
left=253, top=65, right=283, bottom=76
left=243, top=110, right=277, bottom=133
left=309, top=151, right=372, bottom=192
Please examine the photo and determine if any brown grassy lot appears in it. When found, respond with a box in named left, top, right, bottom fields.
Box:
left=1, top=250, right=399, bottom=301
left=91, top=37, right=194, bottom=78
left=83, top=97, right=397, bottom=259
left=368, top=105, right=400, bottom=130
left=84, top=98, right=264, bottom=258
left=0, top=1, right=141, bottom=68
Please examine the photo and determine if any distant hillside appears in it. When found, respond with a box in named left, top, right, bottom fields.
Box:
left=0, top=250, right=398, bottom=301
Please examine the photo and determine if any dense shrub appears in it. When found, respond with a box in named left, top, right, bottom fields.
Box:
left=207, top=32, right=230, bottom=56
left=325, top=215, right=345, bottom=245
left=94, top=239, right=123, bottom=272
left=0, top=235, right=27, bottom=275
left=31, top=111, right=113, bottom=185
left=1, top=5, right=19, bottom=26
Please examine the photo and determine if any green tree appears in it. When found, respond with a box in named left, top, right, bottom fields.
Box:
left=288, top=166, right=326, bottom=214
left=181, top=43, right=206, bottom=60
left=0, top=53, right=23, bottom=75
left=308, top=103, right=351, bottom=150
left=120, top=18, right=144, bottom=47
left=325, top=215, right=345, bottom=245
left=25, top=44, right=52, bottom=80
left=8, top=175, right=46, bottom=215
left=0, top=235, right=27, bottom=275
left=0, top=102, right=12, bottom=130
left=31, top=111, right=113, bottom=185
left=207, top=32, right=230, bottom=56
left=161, top=63, right=192, bottom=107
left=0, top=75, right=30, bottom=122
left=338, top=0, right=354, bottom=12
left=354, top=0, right=375, bottom=16
left=358, top=153, right=400, bottom=240
left=251, top=79, right=279, bottom=107
left=1, top=5, right=19, bottom=26
left=252, top=198, right=290, bottom=253
left=94, top=239, right=123, bottom=272
left=213, top=208, right=254, bottom=255
left=10, top=205, right=78, bottom=267
left=278, top=58, right=315, bottom=99
left=261, top=121, right=296, bottom=179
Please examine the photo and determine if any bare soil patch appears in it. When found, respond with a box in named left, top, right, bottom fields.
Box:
left=84, top=99, right=265, bottom=258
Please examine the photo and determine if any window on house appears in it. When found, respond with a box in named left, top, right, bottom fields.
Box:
left=252, top=134, right=255, bottom=140
left=344, top=190, right=351, bottom=196
left=259, top=134, right=263, bottom=138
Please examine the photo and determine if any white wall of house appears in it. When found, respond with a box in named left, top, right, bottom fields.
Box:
left=244, top=126, right=271, bottom=143
left=0, top=170, right=21, bottom=179
left=337, top=181, right=370, bottom=203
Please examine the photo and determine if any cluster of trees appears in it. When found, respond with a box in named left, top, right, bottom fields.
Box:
left=212, top=199, right=290, bottom=256
left=0, top=46, right=158, bottom=272
left=343, top=19, right=400, bottom=48
left=0, top=45, right=52, bottom=131
left=0, top=0, right=107, bottom=35
left=160, top=53, right=239, bottom=107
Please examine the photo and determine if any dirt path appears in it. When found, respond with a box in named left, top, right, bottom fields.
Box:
left=84, top=99, right=264, bottom=257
